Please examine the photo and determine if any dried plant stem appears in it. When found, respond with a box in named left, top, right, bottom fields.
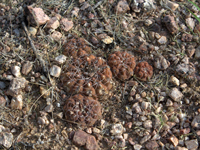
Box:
left=22, top=22, right=47, bottom=74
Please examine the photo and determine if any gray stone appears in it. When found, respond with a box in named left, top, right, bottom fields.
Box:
left=44, top=104, right=54, bottom=113
left=0, top=81, right=6, bottom=89
left=50, top=65, right=61, bottom=77
left=166, top=1, right=179, bottom=11
left=186, top=18, right=195, bottom=31
left=143, top=120, right=152, bottom=129
left=0, top=132, right=13, bottom=148
left=140, top=135, right=151, bottom=144
left=185, top=139, right=198, bottom=150
left=154, top=55, right=170, bottom=70
left=195, top=46, right=200, bottom=58
left=7, top=77, right=28, bottom=97
left=55, top=55, right=67, bottom=64
left=145, top=141, right=159, bottom=150
left=169, top=88, right=183, bottom=101
left=191, top=115, right=200, bottom=128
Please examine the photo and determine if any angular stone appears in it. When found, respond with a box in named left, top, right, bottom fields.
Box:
left=168, top=135, right=179, bottom=147
left=145, top=141, right=159, bottom=150
left=195, top=46, right=200, bottom=58
left=166, top=1, right=179, bottom=11
left=55, top=55, right=66, bottom=64
left=0, top=132, right=13, bottom=148
left=85, top=134, right=99, bottom=150
left=51, top=31, right=62, bottom=42
left=46, top=17, right=60, bottom=29
left=185, top=139, right=198, bottom=150
left=60, top=18, right=73, bottom=32
left=169, top=88, right=183, bottom=101
left=50, top=65, right=61, bottom=77
left=44, top=104, right=54, bottom=113
left=25, top=6, right=50, bottom=26
left=115, top=0, right=130, bottom=14
left=140, top=135, right=151, bottom=144
left=11, top=66, right=21, bottom=77
left=143, top=120, right=152, bottom=129
left=11, top=95, right=23, bottom=110
left=181, top=33, right=193, bottom=42
left=7, top=77, right=28, bottom=97
left=22, top=61, right=33, bottom=75
left=191, top=115, right=200, bottom=128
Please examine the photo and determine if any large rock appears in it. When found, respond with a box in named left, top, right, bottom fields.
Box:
left=25, top=6, right=50, bottom=27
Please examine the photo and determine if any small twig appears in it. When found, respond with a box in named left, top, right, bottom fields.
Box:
left=21, top=22, right=47, bottom=74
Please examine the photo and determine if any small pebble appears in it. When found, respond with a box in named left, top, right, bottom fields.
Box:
left=50, top=65, right=61, bottom=77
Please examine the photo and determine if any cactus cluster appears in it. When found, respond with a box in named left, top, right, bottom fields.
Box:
left=62, top=37, right=153, bottom=126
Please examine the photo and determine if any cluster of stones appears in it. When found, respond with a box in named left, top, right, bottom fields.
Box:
left=62, top=37, right=154, bottom=126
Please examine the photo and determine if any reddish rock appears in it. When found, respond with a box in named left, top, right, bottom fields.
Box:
left=168, top=135, right=179, bottom=147
left=85, top=134, right=99, bottom=150
left=145, top=141, right=159, bottom=150
left=73, top=130, right=99, bottom=150
left=60, top=18, right=73, bottom=32
left=0, top=96, right=6, bottom=106
left=180, top=128, right=190, bottom=135
left=73, top=130, right=88, bottom=146
left=25, top=6, right=50, bottom=26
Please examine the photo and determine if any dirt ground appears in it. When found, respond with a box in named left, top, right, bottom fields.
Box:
left=1, top=0, right=200, bottom=150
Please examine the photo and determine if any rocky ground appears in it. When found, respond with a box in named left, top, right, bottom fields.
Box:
left=1, top=0, right=200, bottom=150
